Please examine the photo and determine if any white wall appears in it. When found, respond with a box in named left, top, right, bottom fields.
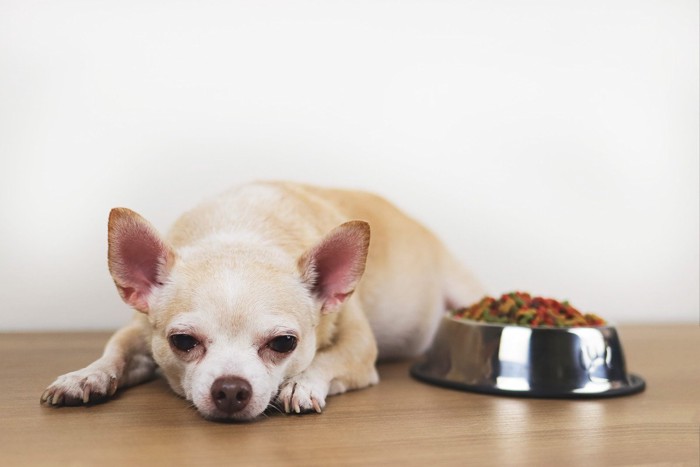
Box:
left=1, top=1, right=698, bottom=331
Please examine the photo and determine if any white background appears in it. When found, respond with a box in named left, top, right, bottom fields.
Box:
left=1, top=1, right=698, bottom=330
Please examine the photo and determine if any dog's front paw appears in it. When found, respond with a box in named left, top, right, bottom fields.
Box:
left=277, top=373, right=330, bottom=414
left=41, top=364, right=119, bottom=407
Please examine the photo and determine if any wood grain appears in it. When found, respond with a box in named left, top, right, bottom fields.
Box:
left=1, top=325, right=698, bottom=466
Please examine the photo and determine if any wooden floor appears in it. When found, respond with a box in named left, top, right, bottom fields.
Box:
left=1, top=325, right=698, bottom=466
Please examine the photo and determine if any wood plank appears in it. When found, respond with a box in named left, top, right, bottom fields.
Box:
left=1, top=325, right=698, bottom=466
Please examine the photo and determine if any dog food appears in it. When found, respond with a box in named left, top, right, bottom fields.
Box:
left=452, top=292, right=606, bottom=327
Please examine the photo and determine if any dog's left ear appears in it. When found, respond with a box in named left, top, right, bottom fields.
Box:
left=298, top=220, right=370, bottom=314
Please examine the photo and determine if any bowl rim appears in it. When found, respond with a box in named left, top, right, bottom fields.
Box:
left=443, top=312, right=616, bottom=331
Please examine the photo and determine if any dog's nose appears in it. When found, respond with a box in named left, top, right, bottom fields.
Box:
left=210, top=376, right=252, bottom=414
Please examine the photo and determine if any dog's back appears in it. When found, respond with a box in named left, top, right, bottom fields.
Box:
left=291, top=183, right=484, bottom=358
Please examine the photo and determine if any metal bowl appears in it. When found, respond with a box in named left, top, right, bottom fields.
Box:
left=410, top=315, right=645, bottom=398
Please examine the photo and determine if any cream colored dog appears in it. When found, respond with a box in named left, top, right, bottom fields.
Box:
left=41, top=181, right=482, bottom=421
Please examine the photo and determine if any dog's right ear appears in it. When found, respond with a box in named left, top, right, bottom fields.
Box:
left=107, top=208, right=175, bottom=314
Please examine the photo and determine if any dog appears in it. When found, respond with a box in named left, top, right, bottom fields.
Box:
left=41, top=181, right=482, bottom=421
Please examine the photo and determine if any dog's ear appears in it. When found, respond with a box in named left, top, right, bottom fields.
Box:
left=298, top=220, right=370, bottom=314
left=107, top=208, right=175, bottom=313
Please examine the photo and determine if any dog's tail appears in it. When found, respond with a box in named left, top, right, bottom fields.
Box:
left=441, top=252, right=486, bottom=312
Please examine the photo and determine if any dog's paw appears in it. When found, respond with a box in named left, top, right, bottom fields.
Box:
left=276, top=374, right=330, bottom=415
left=41, top=365, right=119, bottom=407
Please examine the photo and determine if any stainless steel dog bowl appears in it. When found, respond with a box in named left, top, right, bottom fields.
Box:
left=411, top=315, right=645, bottom=398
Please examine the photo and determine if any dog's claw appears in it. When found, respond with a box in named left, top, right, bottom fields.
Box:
left=51, top=392, right=63, bottom=405
left=311, top=398, right=322, bottom=414
left=108, top=376, right=118, bottom=396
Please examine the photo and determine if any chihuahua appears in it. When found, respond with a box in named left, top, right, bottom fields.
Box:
left=41, top=181, right=482, bottom=421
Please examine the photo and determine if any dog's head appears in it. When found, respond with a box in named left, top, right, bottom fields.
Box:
left=106, top=208, right=369, bottom=421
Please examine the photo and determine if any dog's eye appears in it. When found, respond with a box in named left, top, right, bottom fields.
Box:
left=170, top=334, right=200, bottom=352
left=268, top=335, right=297, bottom=354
